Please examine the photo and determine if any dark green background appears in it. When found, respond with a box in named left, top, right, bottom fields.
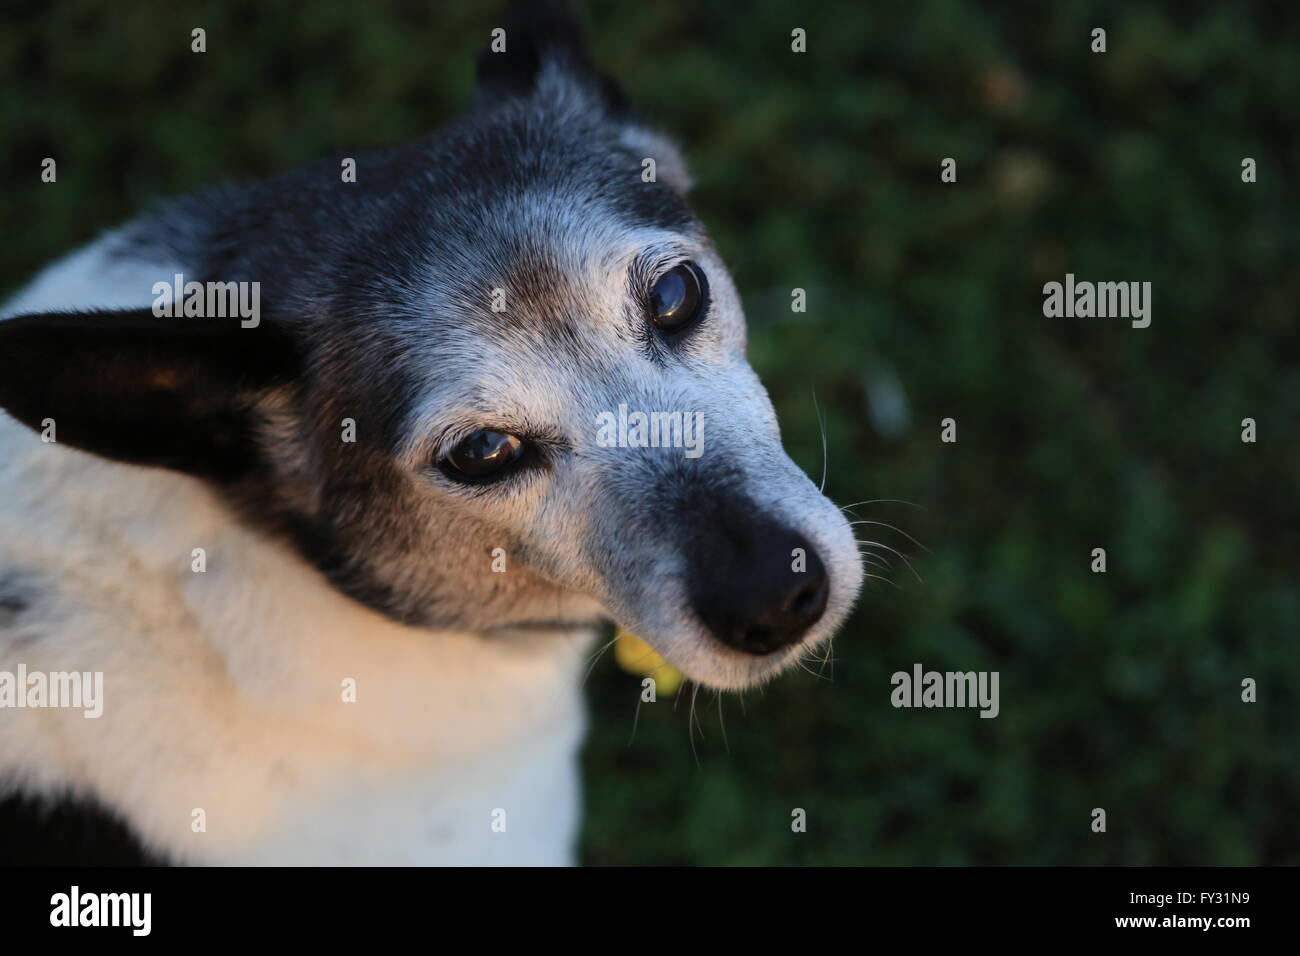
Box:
left=3, top=1, right=1296, bottom=864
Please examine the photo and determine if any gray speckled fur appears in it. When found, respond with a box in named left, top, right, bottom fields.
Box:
left=1, top=1, right=863, bottom=691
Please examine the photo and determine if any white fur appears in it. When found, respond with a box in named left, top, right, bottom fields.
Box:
left=0, top=232, right=592, bottom=865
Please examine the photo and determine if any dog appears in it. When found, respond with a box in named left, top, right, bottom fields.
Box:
left=0, top=0, right=863, bottom=865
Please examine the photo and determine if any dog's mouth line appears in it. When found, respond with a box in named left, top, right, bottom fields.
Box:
left=485, top=616, right=610, bottom=634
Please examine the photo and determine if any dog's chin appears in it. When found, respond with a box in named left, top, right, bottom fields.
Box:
left=681, top=642, right=823, bottom=691
left=630, top=622, right=836, bottom=691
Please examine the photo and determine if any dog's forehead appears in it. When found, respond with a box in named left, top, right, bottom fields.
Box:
left=402, top=107, right=712, bottom=350
left=422, top=117, right=697, bottom=276
left=357, top=104, right=707, bottom=330
left=424, top=97, right=693, bottom=223
left=443, top=218, right=693, bottom=326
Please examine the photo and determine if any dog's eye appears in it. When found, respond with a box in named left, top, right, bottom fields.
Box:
left=442, top=430, right=525, bottom=482
left=648, top=261, right=706, bottom=333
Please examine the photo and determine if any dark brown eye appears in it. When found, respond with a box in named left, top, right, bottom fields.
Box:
left=648, top=261, right=706, bottom=332
left=443, top=430, right=525, bottom=481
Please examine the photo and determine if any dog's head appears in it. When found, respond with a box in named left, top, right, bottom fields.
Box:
left=0, top=0, right=862, bottom=689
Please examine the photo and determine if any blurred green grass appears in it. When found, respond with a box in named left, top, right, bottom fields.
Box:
left=2, top=0, right=1297, bottom=864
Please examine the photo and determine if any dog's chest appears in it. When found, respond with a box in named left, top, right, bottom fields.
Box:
left=190, top=640, right=590, bottom=866
left=191, top=602, right=593, bottom=867
left=170, top=607, right=593, bottom=866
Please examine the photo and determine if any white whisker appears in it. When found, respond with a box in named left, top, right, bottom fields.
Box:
left=628, top=694, right=644, bottom=746
left=864, top=572, right=903, bottom=591
left=856, top=539, right=923, bottom=583
left=839, top=498, right=922, bottom=511
left=582, top=634, right=620, bottom=686
left=688, top=683, right=702, bottom=768
left=847, top=518, right=930, bottom=553
left=812, top=388, right=828, bottom=494
left=855, top=545, right=894, bottom=570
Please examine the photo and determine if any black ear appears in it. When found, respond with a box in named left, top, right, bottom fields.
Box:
left=475, top=0, right=629, bottom=114
left=0, top=309, right=300, bottom=482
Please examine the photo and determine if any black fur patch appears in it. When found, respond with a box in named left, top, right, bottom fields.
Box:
left=474, top=0, right=629, bottom=115
left=0, top=571, right=37, bottom=629
left=0, top=310, right=301, bottom=483
left=0, top=792, right=170, bottom=866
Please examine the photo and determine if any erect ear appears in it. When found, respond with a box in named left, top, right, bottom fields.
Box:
left=475, top=0, right=629, bottom=114
left=620, top=125, right=693, bottom=195
left=0, top=309, right=300, bottom=482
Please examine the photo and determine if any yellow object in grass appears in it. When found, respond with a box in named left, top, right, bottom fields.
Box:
left=614, top=628, right=684, bottom=695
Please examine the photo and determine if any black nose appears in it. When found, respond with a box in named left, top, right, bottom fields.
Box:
left=687, top=513, right=830, bottom=656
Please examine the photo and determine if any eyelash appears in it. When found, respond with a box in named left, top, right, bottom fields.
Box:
left=432, top=434, right=557, bottom=486
left=634, top=261, right=711, bottom=354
